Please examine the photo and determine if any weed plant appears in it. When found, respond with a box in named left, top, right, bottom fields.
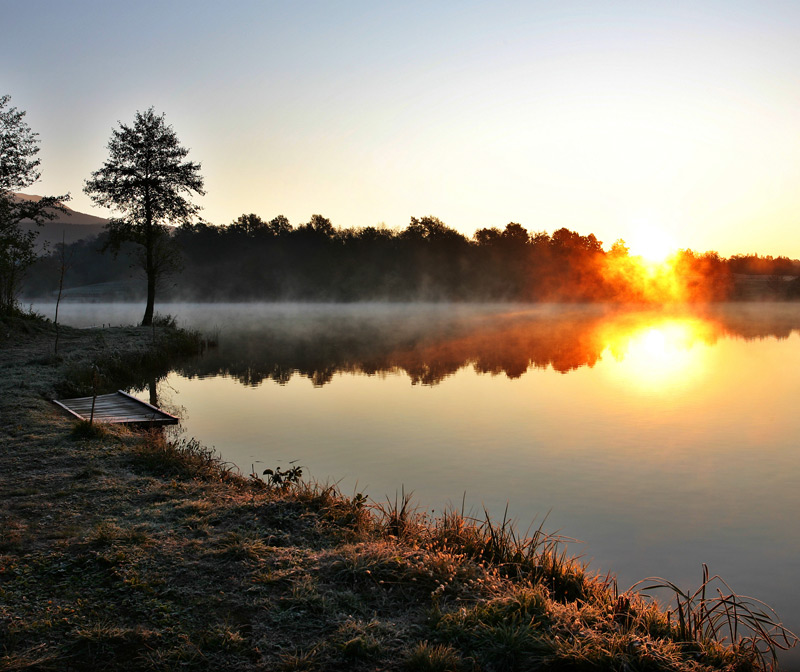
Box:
left=263, top=463, right=304, bottom=488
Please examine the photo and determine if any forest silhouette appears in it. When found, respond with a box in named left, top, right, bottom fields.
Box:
left=23, top=214, right=800, bottom=303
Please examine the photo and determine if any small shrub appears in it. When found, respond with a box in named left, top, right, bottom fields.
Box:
left=70, top=419, right=109, bottom=440
left=152, top=313, right=178, bottom=329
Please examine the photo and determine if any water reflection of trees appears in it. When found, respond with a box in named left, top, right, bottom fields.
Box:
left=175, top=305, right=800, bottom=388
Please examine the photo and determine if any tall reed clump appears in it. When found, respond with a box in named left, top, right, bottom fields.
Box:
left=634, top=564, right=798, bottom=670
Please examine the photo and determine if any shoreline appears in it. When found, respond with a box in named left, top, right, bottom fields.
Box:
left=1, top=313, right=795, bottom=671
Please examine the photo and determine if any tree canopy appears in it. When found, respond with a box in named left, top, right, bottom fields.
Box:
left=84, top=107, right=204, bottom=325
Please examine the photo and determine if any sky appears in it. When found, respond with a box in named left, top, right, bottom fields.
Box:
left=3, top=0, right=800, bottom=258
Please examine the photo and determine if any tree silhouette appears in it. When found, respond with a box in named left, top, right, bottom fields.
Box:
left=0, top=94, right=69, bottom=314
left=84, top=107, right=204, bottom=325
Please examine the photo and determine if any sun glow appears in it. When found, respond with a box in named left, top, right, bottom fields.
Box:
left=627, top=223, right=678, bottom=265
left=595, top=219, right=706, bottom=303
left=601, top=316, right=717, bottom=392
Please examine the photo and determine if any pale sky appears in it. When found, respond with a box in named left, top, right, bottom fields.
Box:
left=3, top=0, right=800, bottom=258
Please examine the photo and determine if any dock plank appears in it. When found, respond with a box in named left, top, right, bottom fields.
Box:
left=52, top=391, right=179, bottom=427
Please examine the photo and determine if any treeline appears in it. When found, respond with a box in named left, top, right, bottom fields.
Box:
left=23, top=214, right=800, bottom=302
left=728, top=253, right=797, bottom=276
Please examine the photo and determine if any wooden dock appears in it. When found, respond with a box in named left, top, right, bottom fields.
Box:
left=53, top=390, right=179, bottom=427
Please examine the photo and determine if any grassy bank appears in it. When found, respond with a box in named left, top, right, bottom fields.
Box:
left=0, top=314, right=795, bottom=671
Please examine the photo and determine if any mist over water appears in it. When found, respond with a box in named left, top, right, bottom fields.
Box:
left=36, top=301, right=800, bottom=665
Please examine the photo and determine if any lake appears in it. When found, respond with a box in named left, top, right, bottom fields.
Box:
left=38, top=301, right=800, bottom=665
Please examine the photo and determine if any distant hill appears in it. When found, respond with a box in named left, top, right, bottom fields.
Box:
left=15, top=193, right=109, bottom=249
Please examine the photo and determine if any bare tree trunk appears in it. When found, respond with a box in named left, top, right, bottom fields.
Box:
left=142, top=268, right=155, bottom=326
left=148, top=376, right=158, bottom=407
left=141, top=208, right=155, bottom=326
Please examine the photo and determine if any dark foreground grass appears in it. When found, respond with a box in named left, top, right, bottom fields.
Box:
left=1, top=314, right=797, bottom=671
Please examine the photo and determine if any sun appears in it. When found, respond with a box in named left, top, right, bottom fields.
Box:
left=627, top=223, right=677, bottom=264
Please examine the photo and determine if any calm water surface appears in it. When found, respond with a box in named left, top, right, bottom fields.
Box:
left=42, top=302, right=800, bottom=665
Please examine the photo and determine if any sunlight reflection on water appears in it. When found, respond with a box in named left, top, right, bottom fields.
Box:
left=601, top=316, right=711, bottom=393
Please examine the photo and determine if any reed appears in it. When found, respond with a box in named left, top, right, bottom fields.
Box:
left=373, top=486, right=421, bottom=538
left=634, top=564, right=799, bottom=670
